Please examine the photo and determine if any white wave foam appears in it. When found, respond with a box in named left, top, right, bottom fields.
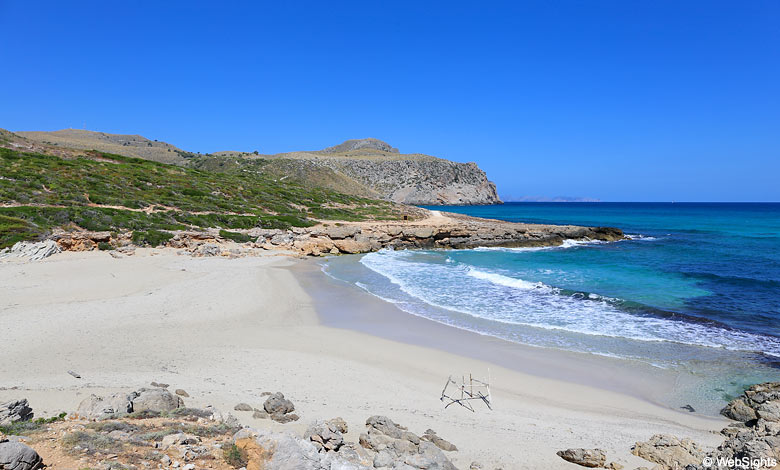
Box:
left=626, top=234, right=658, bottom=241
left=472, top=238, right=607, bottom=253
left=467, top=268, right=546, bottom=290
left=358, top=249, right=780, bottom=358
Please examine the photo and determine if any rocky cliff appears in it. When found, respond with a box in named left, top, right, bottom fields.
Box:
left=319, top=158, right=500, bottom=205
left=274, top=138, right=502, bottom=205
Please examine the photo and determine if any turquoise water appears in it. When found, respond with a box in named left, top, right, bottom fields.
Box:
left=323, top=203, right=780, bottom=410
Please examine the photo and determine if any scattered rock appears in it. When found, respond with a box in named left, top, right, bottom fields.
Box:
left=234, top=403, right=253, bottom=412
left=174, top=389, right=189, bottom=398
left=0, top=440, right=44, bottom=470
left=606, top=462, right=624, bottom=470
left=0, top=399, right=33, bottom=426
left=68, top=370, right=82, bottom=379
left=556, top=448, right=607, bottom=468
left=150, top=382, right=169, bottom=389
left=252, top=410, right=269, bottom=419
left=161, top=433, right=200, bottom=449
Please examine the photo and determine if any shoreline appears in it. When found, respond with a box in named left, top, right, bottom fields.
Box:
left=296, top=257, right=693, bottom=410
left=0, top=249, right=726, bottom=468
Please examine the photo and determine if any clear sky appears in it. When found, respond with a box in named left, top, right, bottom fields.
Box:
left=1, top=1, right=778, bottom=202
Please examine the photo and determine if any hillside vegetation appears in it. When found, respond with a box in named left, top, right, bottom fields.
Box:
left=18, top=130, right=502, bottom=205
left=0, top=146, right=406, bottom=248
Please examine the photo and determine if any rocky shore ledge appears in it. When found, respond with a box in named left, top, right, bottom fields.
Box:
left=0, top=211, right=625, bottom=259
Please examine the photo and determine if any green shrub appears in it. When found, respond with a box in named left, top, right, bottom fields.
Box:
left=98, top=242, right=113, bottom=251
left=219, top=230, right=252, bottom=243
left=131, top=230, right=173, bottom=247
left=223, top=443, right=248, bottom=468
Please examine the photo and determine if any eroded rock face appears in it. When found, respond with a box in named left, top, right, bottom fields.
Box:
left=325, top=158, right=501, bottom=205
left=556, top=448, right=607, bottom=468
left=0, top=399, right=33, bottom=426
left=0, top=440, right=44, bottom=470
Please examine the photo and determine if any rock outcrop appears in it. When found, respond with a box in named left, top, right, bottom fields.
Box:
left=358, top=415, right=457, bottom=470
left=305, top=418, right=348, bottom=452
left=632, top=382, right=780, bottom=470
left=262, top=213, right=625, bottom=256
left=322, top=138, right=400, bottom=154
left=0, top=241, right=60, bottom=261
left=0, top=400, right=33, bottom=426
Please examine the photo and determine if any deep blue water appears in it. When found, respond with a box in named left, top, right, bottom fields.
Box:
left=323, top=203, right=780, bottom=409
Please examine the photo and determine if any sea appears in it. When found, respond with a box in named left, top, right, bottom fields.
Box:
left=322, top=203, right=780, bottom=411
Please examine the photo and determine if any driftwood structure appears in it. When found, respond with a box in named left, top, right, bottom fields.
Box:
left=440, top=372, right=492, bottom=412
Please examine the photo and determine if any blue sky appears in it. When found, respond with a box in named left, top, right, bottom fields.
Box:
left=1, top=1, right=778, bottom=201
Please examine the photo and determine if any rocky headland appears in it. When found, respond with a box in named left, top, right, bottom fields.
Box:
left=1, top=210, right=625, bottom=259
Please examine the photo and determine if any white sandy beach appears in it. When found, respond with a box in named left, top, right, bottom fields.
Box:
left=0, top=250, right=727, bottom=469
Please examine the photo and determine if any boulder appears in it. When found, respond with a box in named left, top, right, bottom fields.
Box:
left=75, top=393, right=132, bottom=420
left=234, top=403, right=254, bottom=412
left=174, top=389, right=190, bottom=398
left=631, top=434, right=705, bottom=469
left=0, top=400, right=33, bottom=426
left=263, top=392, right=295, bottom=415
left=556, top=448, right=606, bottom=468
left=0, top=440, right=44, bottom=470
left=129, top=388, right=183, bottom=413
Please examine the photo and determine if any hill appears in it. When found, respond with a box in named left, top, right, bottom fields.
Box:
left=16, top=129, right=192, bottom=164
left=0, top=131, right=410, bottom=249
left=17, top=130, right=501, bottom=205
